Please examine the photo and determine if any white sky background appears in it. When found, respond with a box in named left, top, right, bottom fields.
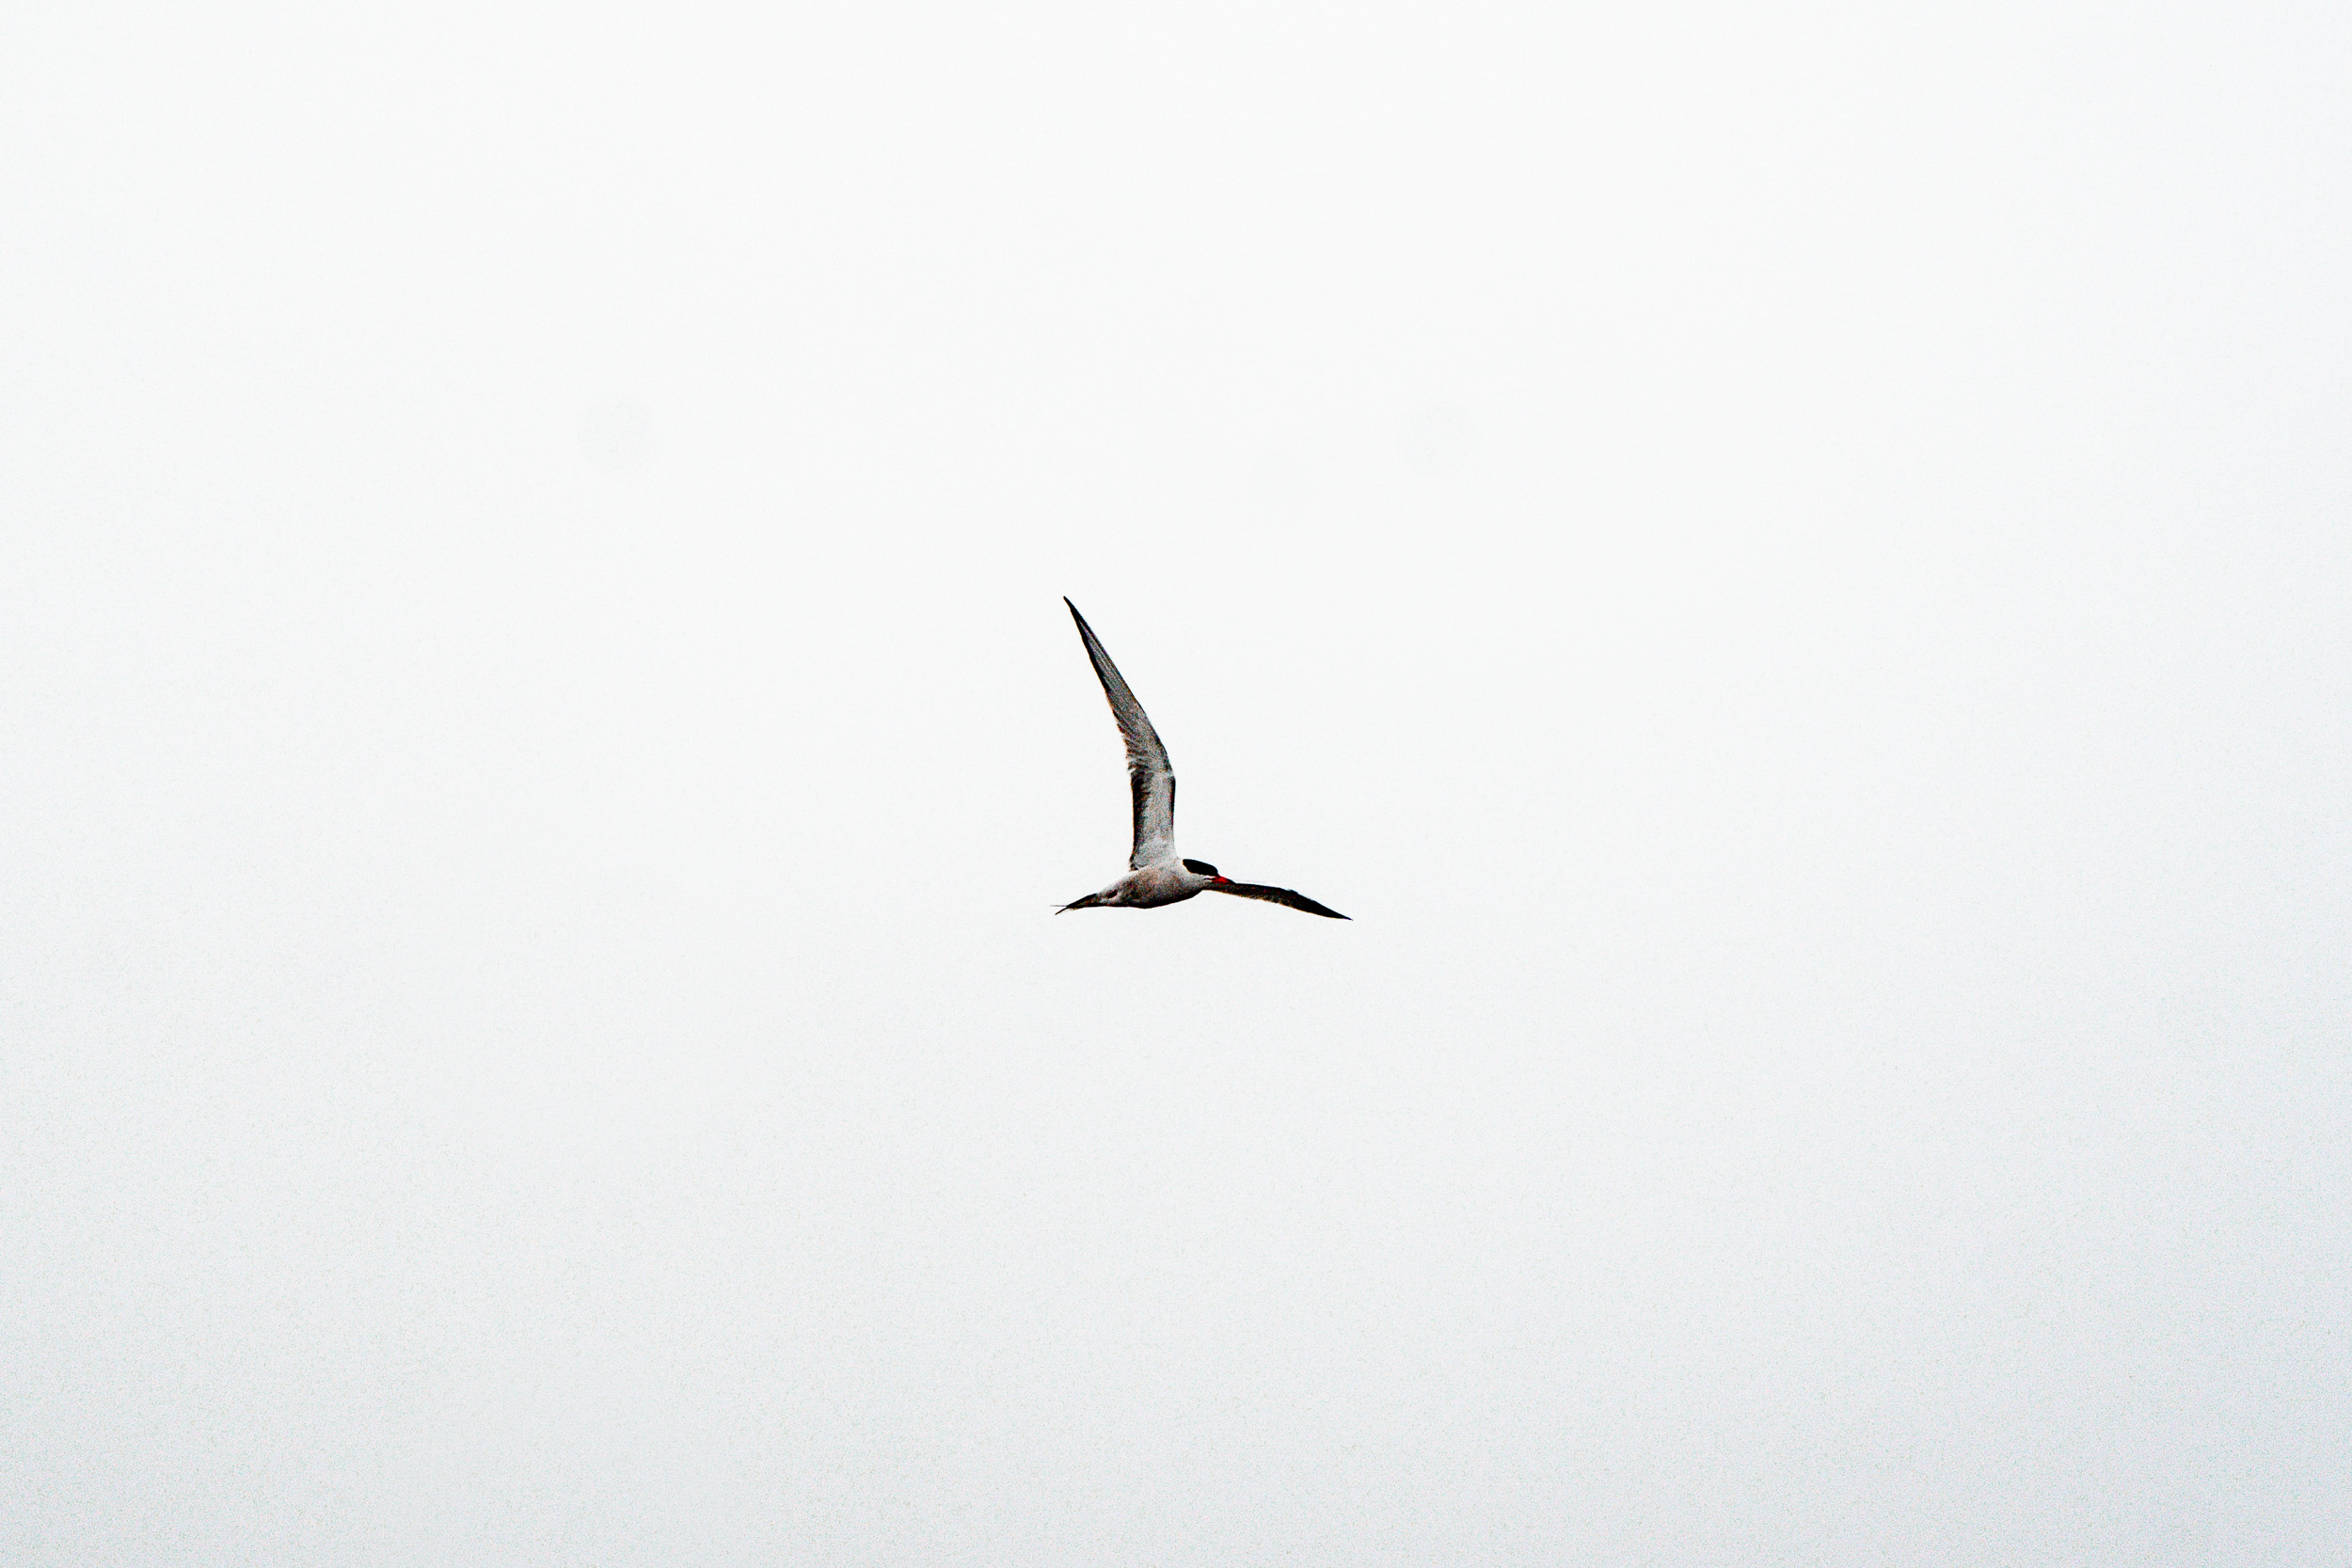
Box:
left=4, top=1, right=2348, bottom=1561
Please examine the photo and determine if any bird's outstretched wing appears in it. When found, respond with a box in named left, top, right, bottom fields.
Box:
left=1206, top=881, right=1349, bottom=919
left=1065, top=598, right=1175, bottom=869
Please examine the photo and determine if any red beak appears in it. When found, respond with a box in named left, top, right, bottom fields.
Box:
left=1213, top=876, right=1232, bottom=884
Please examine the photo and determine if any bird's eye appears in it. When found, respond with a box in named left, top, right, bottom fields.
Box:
left=1184, top=860, right=1219, bottom=877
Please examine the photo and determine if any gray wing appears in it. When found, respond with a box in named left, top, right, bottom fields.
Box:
left=1065, top=598, right=1176, bottom=869
left=1207, top=881, right=1349, bottom=919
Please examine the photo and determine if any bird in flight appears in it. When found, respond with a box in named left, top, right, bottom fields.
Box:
left=1057, top=597, right=1347, bottom=919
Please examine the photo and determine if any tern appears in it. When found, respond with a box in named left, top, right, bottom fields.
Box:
left=1057, top=597, right=1348, bottom=920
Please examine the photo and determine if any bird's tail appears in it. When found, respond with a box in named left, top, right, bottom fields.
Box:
left=1056, top=893, right=1104, bottom=914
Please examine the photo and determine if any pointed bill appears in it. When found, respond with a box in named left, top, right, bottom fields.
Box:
left=1065, top=598, right=1176, bottom=869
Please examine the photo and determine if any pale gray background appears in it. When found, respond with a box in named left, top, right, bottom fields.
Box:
left=5, top=2, right=2348, bottom=1563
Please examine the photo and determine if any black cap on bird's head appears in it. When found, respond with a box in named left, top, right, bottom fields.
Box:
left=1183, top=859, right=1230, bottom=883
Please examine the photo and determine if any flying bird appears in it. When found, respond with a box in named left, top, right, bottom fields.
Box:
left=1057, top=597, right=1347, bottom=919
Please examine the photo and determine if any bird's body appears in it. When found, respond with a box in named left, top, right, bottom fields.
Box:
left=1058, top=598, right=1347, bottom=921
left=1063, top=859, right=1222, bottom=911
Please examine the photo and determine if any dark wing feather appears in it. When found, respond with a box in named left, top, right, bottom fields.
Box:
left=1066, top=598, right=1177, bottom=869
left=1207, top=881, right=1350, bottom=919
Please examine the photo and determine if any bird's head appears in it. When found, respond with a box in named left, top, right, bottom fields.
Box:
left=1183, top=859, right=1232, bottom=885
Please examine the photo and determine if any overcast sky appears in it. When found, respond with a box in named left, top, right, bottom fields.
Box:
left=5, top=2, right=2348, bottom=1563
